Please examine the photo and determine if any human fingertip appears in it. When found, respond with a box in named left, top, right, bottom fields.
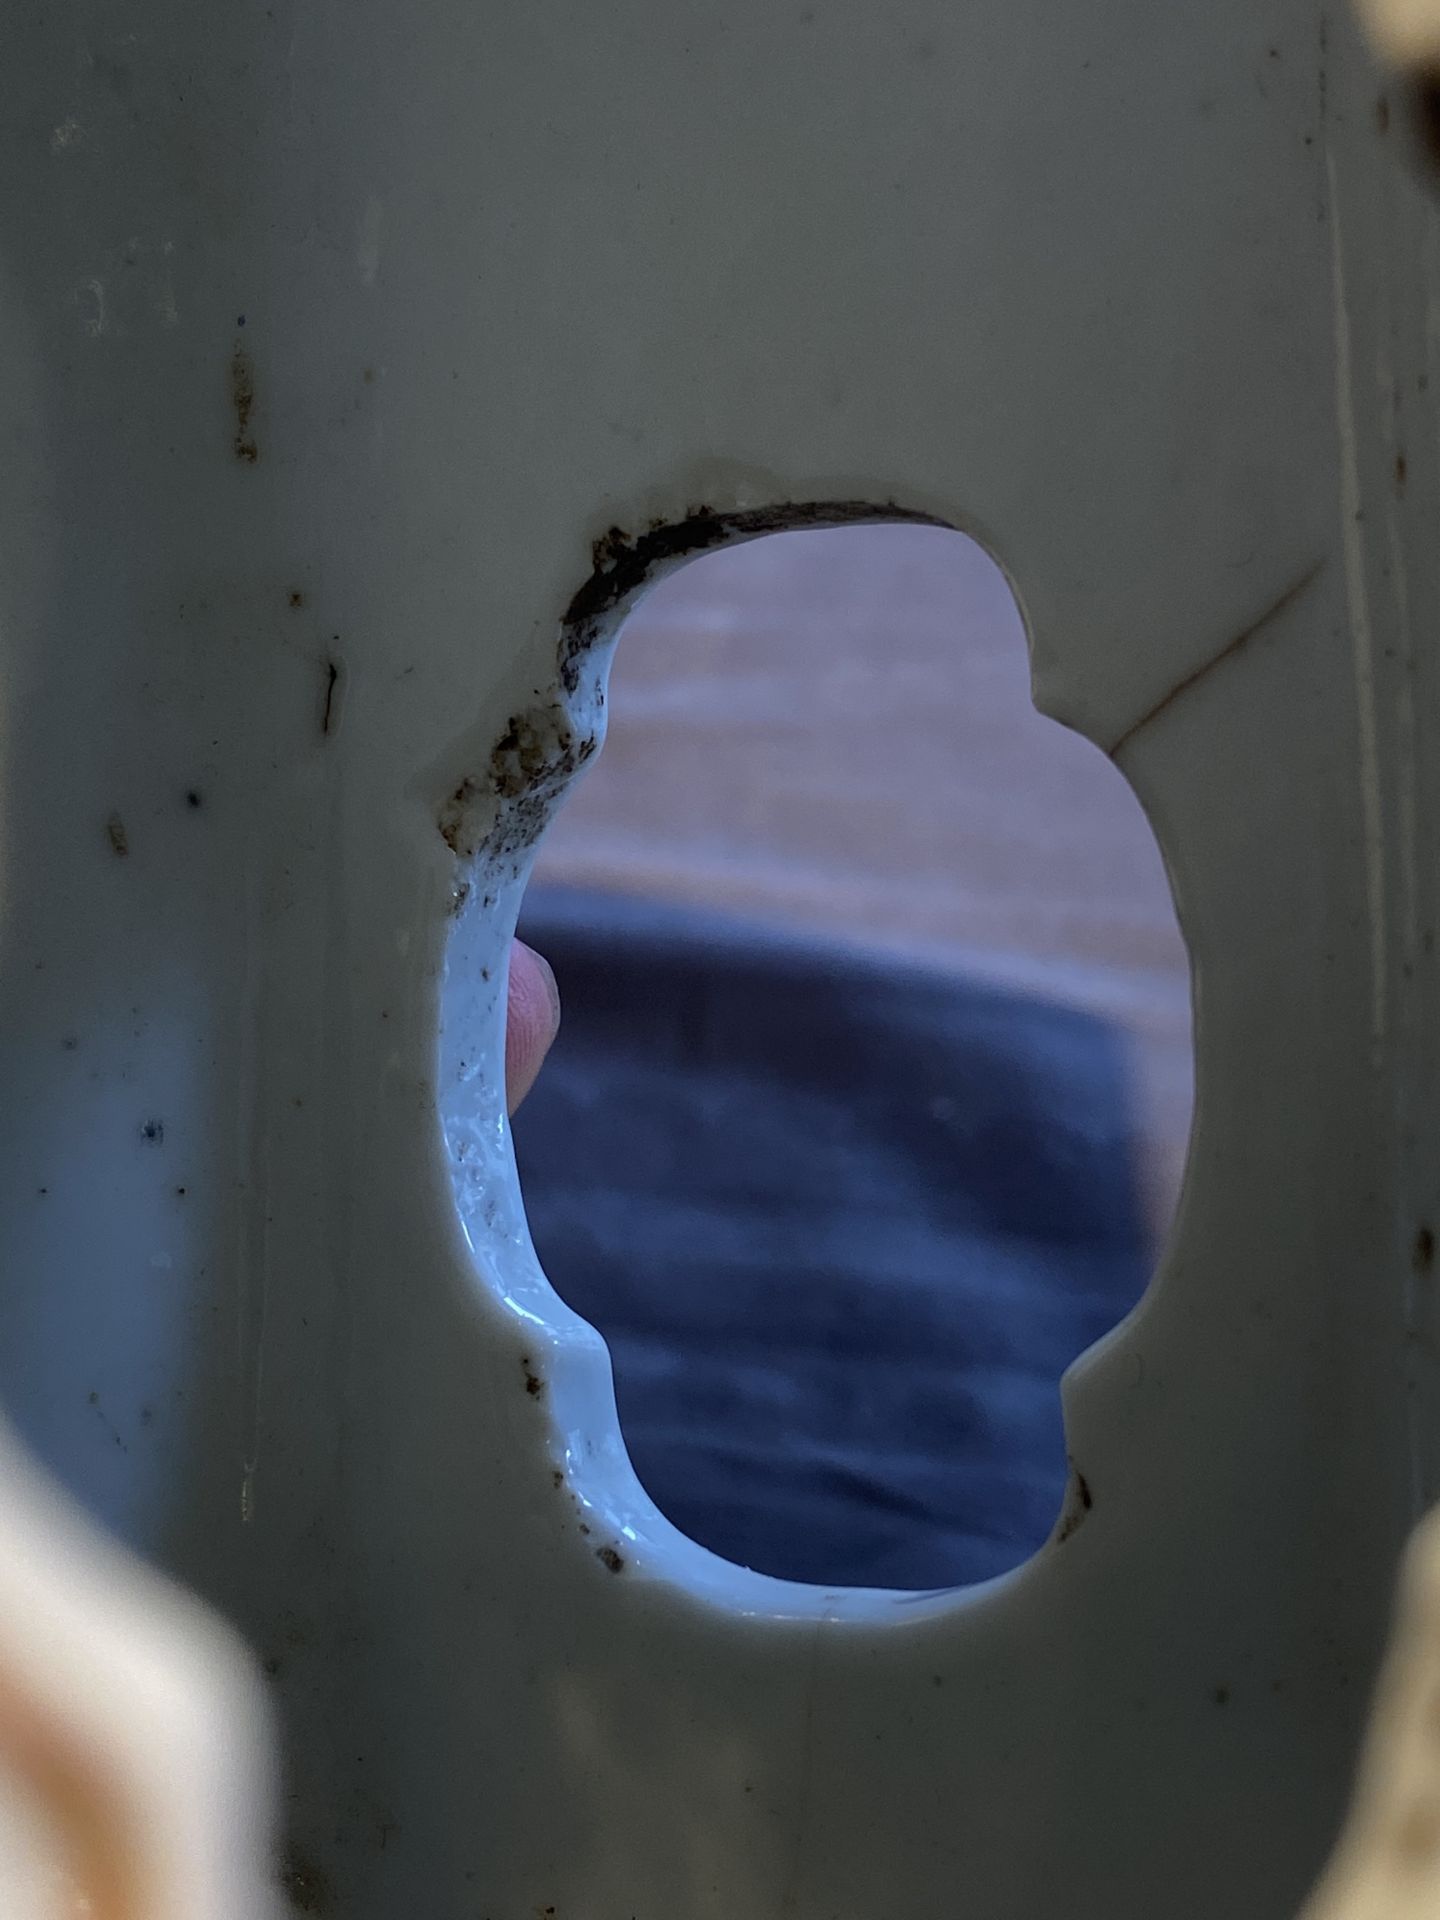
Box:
left=505, top=940, right=560, bottom=1114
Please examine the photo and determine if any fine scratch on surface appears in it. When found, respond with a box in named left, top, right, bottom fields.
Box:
left=1387, top=493, right=1425, bottom=1511
left=238, top=1122, right=272, bottom=1528
left=778, top=1623, right=824, bottom=1917
left=234, top=855, right=269, bottom=1528
left=358, top=196, right=383, bottom=286
left=1107, top=561, right=1324, bottom=758
left=1328, top=145, right=1390, bottom=1060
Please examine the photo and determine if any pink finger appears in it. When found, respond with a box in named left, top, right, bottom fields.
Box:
left=504, top=939, right=560, bottom=1114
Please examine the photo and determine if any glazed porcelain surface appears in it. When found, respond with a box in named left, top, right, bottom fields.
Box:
left=0, top=2, right=1436, bottom=1915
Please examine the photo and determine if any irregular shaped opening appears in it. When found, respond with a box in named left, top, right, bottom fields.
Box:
left=514, top=522, right=1192, bottom=1590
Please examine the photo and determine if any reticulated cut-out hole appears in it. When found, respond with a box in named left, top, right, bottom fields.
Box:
left=515, top=521, right=1192, bottom=1589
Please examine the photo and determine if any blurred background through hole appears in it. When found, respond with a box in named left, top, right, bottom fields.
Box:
left=515, top=522, right=1191, bottom=1590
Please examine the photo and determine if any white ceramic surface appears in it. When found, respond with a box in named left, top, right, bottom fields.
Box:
left=0, top=1, right=1435, bottom=1914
